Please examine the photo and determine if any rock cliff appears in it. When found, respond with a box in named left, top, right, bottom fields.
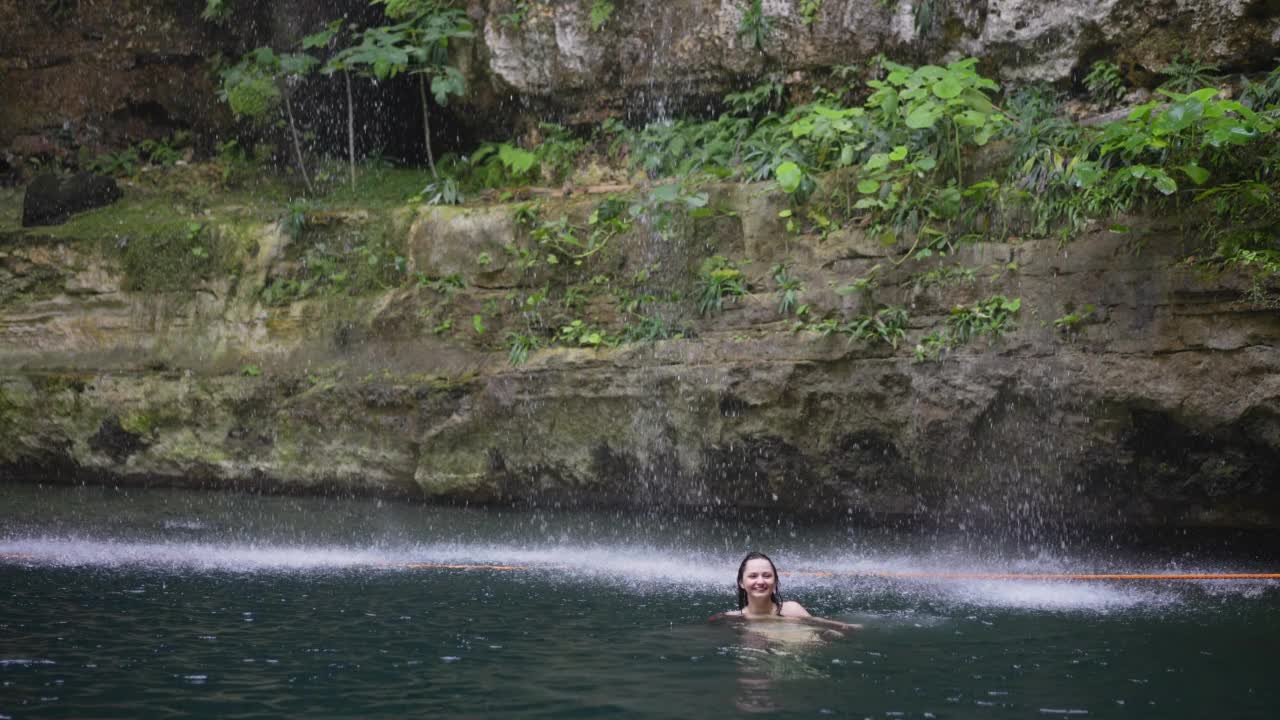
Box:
left=2, top=181, right=1277, bottom=528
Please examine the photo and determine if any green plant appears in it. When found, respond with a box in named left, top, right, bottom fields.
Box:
left=1053, top=304, right=1096, bottom=332
left=282, top=199, right=310, bottom=240
left=220, top=45, right=321, bottom=192
left=914, top=295, right=1020, bottom=361
left=202, top=0, right=232, bottom=24
left=589, top=0, right=614, bottom=31
left=1084, top=60, right=1127, bottom=109
left=843, top=306, right=909, bottom=348
left=1159, top=51, right=1221, bottom=93
left=622, top=313, right=683, bottom=343
left=85, top=148, right=141, bottom=177
left=912, top=0, right=937, bottom=36
left=505, top=332, right=540, bottom=365
left=499, top=0, right=531, bottom=27
left=336, top=3, right=473, bottom=180
left=696, top=256, right=748, bottom=315
left=949, top=295, right=1020, bottom=343
left=737, top=0, right=773, bottom=53
left=910, top=264, right=976, bottom=288
left=558, top=319, right=610, bottom=347
left=1241, top=66, right=1280, bottom=111
left=725, top=81, right=785, bottom=117
left=771, top=263, right=804, bottom=315
left=799, top=0, right=823, bottom=27
left=240, top=364, right=263, bottom=377
left=421, top=177, right=464, bottom=205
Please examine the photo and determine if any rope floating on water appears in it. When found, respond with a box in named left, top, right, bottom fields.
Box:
left=784, top=570, right=1280, bottom=581
left=1, top=553, right=1276, bottom=580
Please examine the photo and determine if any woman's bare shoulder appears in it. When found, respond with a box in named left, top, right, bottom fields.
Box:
left=779, top=600, right=811, bottom=617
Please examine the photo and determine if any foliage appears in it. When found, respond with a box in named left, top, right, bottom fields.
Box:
left=590, top=1, right=615, bottom=31
left=260, top=220, right=408, bottom=304
left=111, top=220, right=229, bottom=293
left=696, top=256, right=748, bottom=314
left=843, top=306, right=909, bottom=348
left=558, top=319, right=613, bottom=347
left=737, top=0, right=773, bottom=53
left=799, top=0, right=823, bottom=27
left=512, top=195, right=632, bottom=268
left=499, top=0, right=531, bottom=28
left=281, top=199, right=310, bottom=240
left=202, top=0, right=232, bottom=24
left=910, top=264, right=975, bottom=288
left=912, top=0, right=937, bottom=36
left=505, top=332, right=541, bottom=365
left=1159, top=52, right=1221, bottom=94
left=914, top=295, right=1020, bottom=361
left=771, top=263, right=803, bottom=315
left=1241, top=66, right=1280, bottom=111
left=725, top=81, right=785, bottom=117
left=1083, top=61, right=1126, bottom=109
left=459, top=124, right=585, bottom=189
left=1053, top=304, right=1096, bottom=332
left=420, top=177, right=464, bottom=205
left=219, top=47, right=319, bottom=122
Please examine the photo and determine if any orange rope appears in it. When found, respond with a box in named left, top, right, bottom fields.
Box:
left=784, top=570, right=1280, bottom=581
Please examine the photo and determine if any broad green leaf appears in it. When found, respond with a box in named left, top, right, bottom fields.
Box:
left=649, top=184, right=680, bottom=203
left=931, top=77, right=963, bottom=99
left=1179, top=163, right=1210, bottom=185
left=864, top=153, right=890, bottom=172
left=857, top=179, right=880, bottom=194
left=905, top=104, right=941, bottom=129
left=775, top=161, right=805, bottom=194
left=1153, top=174, right=1178, bottom=195
left=889, top=145, right=908, bottom=161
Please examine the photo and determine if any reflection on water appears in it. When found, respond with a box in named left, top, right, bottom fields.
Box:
left=723, top=620, right=838, bottom=713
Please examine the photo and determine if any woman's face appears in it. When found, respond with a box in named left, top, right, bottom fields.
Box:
left=739, top=558, right=777, bottom=601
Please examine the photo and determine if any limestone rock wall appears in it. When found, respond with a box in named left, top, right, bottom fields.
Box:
left=2, top=185, right=1277, bottom=529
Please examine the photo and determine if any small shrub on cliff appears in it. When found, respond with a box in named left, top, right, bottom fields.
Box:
left=737, top=0, right=774, bottom=53
left=590, top=1, right=615, bottom=31
left=1083, top=61, right=1126, bottom=109
left=914, top=295, right=1020, bottom=361
left=1159, top=52, right=1221, bottom=94
left=696, top=256, right=748, bottom=315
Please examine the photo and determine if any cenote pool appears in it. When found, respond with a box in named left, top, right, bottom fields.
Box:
left=2, top=484, right=1278, bottom=719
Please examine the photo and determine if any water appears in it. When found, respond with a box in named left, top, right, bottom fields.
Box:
left=3, top=484, right=1279, bottom=718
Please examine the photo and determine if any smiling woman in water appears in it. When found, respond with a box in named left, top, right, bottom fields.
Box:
left=710, top=551, right=862, bottom=631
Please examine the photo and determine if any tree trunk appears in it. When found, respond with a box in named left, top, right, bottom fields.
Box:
left=345, top=69, right=356, bottom=192
left=418, top=74, right=437, bottom=179
left=283, top=92, right=314, bottom=195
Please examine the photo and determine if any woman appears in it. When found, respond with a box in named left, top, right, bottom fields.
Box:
left=711, top=551, right=862, bottom=631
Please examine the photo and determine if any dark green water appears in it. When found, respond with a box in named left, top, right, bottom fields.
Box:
left=3, top=484, right=1279, bottom=719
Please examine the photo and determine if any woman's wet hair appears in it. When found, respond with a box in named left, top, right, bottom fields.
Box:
left=736, top=551, right=782, bottom=613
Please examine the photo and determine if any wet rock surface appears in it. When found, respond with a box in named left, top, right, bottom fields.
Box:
left=1, top=184, right=1277, bottom=528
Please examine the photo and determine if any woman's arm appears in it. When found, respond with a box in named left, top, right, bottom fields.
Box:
left=780, top=601, right=862, bottom=631
left=707, top=610, right=743, bottom=623
left=799, top=616, right=863, bottom=632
